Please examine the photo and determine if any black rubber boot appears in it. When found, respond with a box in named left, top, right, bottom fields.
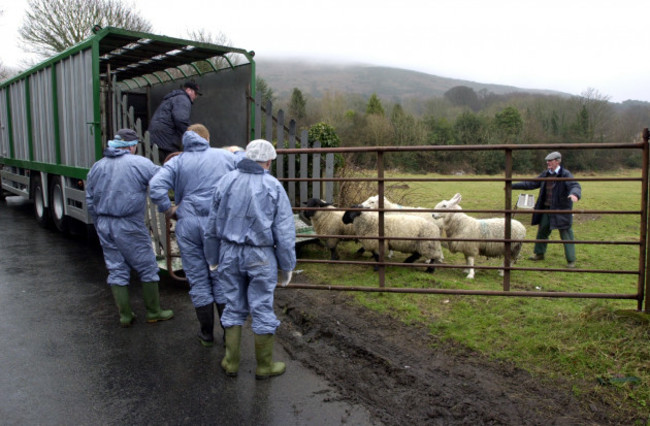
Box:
left=216, top=303, right=226, bottom=345
left=195, top=304, right=215, bottom=347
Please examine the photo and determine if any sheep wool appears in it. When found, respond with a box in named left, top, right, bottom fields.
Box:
left=361, top=195, right=445, bottom=230
left=433, top=193, right=526, bottom=279
left=342, top=208, right=444, bottom=273
left=303, top=198, right=358, bottom=260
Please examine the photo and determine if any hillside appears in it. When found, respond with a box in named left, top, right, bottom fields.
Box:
left=255, top=59, right=569, bottom=103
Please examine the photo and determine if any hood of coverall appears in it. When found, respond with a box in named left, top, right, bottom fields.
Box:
left=181, top=130, right=210, bottom=152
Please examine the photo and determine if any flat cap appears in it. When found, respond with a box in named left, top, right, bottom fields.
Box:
left=545, top=151, right=561, bottom=161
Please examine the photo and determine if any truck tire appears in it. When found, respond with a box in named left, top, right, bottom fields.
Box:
left=50, top=177, right=69, bottom=233
left=33, top=176, right=52, bottom=228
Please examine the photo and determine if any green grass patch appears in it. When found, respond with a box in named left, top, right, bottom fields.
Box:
left=297, top=169, right=650, bottom=421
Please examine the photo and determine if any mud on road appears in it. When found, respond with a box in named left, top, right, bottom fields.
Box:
left=274, top=289, right=626, bottom=425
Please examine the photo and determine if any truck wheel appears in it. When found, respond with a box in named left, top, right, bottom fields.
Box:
left=50, top=177, right=69, bottom=233
left=33, top=176, right=52, bottom=228
left=32, top=176, right=52, bottom=228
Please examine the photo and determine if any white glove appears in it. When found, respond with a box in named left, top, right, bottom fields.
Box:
left=278, top=270, right=293, bottom=287
left=209, top=264, right=219, bottom=271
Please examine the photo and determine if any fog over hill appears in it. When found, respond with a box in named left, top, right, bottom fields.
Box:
left=255, top=59, right=570, bottom=103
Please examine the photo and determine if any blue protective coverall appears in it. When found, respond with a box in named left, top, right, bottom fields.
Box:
left=149, top=131, right=236, bottom=307
left=86, top=147, right=160, bottom=286
left=204, top=158, right=296, bottom=335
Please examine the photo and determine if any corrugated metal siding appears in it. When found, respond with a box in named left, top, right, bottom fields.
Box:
left=9, top=81, right=29, bottom=161
left=0, top=90, right=9, bottom=158
left=57, top=50, right=95, bottom=169
left=30, top=68, right=56, bottom=164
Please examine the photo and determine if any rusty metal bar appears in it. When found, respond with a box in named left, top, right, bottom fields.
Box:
left=296, top=232, right=640, bottom=246
left=277, top=141, right=644, bottom=154
left=280, top=176, right=642, bottom=183
left=296, top=258, right=638, bottom=274
left=281, top=284, right=639, bottom=300
left=297, top=206, right=640, bottom=215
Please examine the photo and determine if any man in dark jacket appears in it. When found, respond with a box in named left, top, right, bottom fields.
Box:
left=148, top=81, right=202, bottom=163
left=512, top=151, right=581, bottom=268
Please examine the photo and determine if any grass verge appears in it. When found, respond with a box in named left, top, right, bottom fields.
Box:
left=296, top=169, right=650, bottom=423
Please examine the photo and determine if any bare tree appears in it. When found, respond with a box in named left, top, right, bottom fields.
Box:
left=185, top=28, right=237, bottom=69
left=0, top=63, right=11, bottom=81
left=0, top=8, right=11, bottom=80
left=19, top=0, right=152, bottom=59
left=185, top=28, right=230, bottom=47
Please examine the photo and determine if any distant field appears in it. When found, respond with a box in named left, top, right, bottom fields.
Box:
left=297, top=169, right=649, bottom=420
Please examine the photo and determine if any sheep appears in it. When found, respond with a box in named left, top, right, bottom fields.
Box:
left=432, top=193, right=526, bottom=279
left=360, top=195, right=446, bottom=246
left=342, top=206, right=444, bottom=273
left=302, top=198, right=363, bottom=260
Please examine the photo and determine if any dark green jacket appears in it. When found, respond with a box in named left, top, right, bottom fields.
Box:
left=512, top=167, right=581, bottom=230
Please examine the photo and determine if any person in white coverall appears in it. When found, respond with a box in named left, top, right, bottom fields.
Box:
left=204, top=139, right=296, bottom=379
left=85, top=128, right=173, bottom=327
left=149, top=125, right=236, bottom=347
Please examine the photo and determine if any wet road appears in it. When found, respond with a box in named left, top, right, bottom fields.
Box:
left=0, top=195, right=375, bottom=425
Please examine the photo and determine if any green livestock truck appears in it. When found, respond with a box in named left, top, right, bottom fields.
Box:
left=0, top=27, right=259, bottom=275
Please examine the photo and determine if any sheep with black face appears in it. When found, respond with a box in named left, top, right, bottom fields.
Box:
left=302, top=198, right=361, bottom=260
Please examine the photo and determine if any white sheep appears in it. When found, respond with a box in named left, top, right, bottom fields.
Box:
left=302, top=198, right=363, bottom=260
left=432, top=193, right=526, bottom=279
left=342, top=206, right=444, bottom=273
left=360, top=195, right=446, bottom=245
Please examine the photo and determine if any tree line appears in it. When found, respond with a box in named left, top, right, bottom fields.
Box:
left=2, top=0, right=649, bottom=175
left=275, top=84, right=650, bottom=174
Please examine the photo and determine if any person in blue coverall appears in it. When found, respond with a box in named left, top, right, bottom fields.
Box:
left=204, top=139, right=296, bottom=379
left=86, top=128, right=174, bottom=327
left=149, top=125, right=236, bottom=347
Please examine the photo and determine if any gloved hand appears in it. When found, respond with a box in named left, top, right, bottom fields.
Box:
left=209, top=264, right=219, bottom=271
left=278, top=270, right=293, bottom=287
left=164, top=205, right=178, bottom=220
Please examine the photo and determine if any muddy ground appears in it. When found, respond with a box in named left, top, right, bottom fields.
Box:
left=273, top=288, right=632, bottom=425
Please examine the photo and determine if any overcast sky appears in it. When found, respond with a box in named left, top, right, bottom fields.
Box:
left=1, top=0, right=648, bottom=103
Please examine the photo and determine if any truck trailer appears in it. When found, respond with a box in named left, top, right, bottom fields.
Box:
left=0, top=27, right=258, bottom=274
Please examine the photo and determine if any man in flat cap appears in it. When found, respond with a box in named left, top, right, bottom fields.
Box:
left=512, top=151, right=582, bottom=268
left=148, top=81, right=203, bottom=164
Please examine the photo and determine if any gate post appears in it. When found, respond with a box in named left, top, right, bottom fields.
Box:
left=504, top=148, right=513, bottom=291
left=643, top=128, right=649, bottom=313
left=377, top=150, right=385, bottom=288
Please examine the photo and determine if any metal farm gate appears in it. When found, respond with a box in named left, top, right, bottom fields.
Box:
left=135, top=87, right=649, bottom=314
left=275, top=129, right=650, bottom=314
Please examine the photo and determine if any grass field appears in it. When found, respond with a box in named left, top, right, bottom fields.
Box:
left=296, top=169, right=650, bottom=422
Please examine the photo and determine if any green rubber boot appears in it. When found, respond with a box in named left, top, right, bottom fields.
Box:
left=141, top=282, right=174, bottom=323
left=254, top=333, right=286, bottom=380
left=221, top=325, right=242, bottom=377
left=110, top=285, right=135, bottom=327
